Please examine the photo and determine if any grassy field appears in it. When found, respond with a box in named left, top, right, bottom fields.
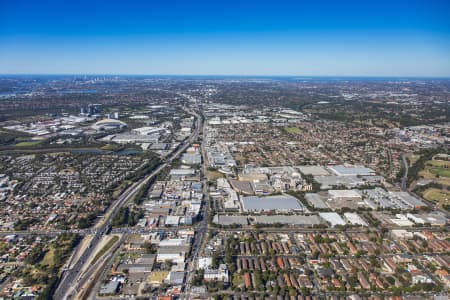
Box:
left=207, top=169, right=224, bottom=181
left=113, top=180, right=132, bottom=198
left=429, top=167, right=450, bottom=178
left=416, top=158, right=450, bottom=208
left=283, top=127, right=301, bottom=134
left=149, top=271, right=169, bottom=284
left=408, top=154, right=420, bottom=166
left=419, top=159, right=450, bottom=186
left=423, top=188, right=450, bottom=205
left=15, top=140, right=43, bottom=147
left=41, top=248, right=55, bottom=267
left=91, top=235, right=119, bottom=265
left=101, top=143, right=123, bottom=151
left=232, top=273, right=244, bottom=288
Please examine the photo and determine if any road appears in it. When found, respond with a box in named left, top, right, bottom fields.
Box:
left=183, top=110, right=210, bottom=300
left=75, top=235, right=125, bottom=300
left=54, top=107, right=202, bottom=300
left=400, top=153, right=409, bottom=190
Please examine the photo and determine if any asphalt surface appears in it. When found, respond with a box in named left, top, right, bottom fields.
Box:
left=400, top=153, right=409, bottom=190
left=183, top=111, right=209, bottom=300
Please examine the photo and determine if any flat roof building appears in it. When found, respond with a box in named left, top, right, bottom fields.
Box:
left=328, top=165, right=376, bottom=176
left=298, top=165, right=330, bottom=176
left=132, top=126, right=166, bottom=135
left=241, top=194, right=304, bottom=212
left=319, top=212, right=346, bottom=227
left=305, top=193, right=329, bottom=209
left=181, top=153, right=202, bottom=165
left=328, top=189, right=362, bottom=201
left=344, top=212, right=368, bottom=226
left=99, top=281, right=120, bottom=295
left=388, top=191, right=427, bottom=209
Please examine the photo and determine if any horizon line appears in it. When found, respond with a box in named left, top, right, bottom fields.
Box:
left=1, top=73, right=450, bottom=79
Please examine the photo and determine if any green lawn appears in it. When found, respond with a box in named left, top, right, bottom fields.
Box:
left=232, top=273, right=244, bottom=288
left=429, top=167, right=450, bottom=178
left=283, top=127, right=301, bottom=134
left=101, top=143, right=122, bottom=151
left=113, top=180, right=132, bottom=198
left=91, top=235, right=119, bottom=265
left=423, top=188, right=450, bottom=205
left=207, top=170, right=224, bottom=181
left=15, top=140, right=43, bottom=147
left=419, top=159, right=450, bottom=186
left=41, top=248, right=55, bottom=267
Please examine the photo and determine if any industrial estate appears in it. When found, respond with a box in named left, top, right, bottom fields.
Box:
left=0, top=76, right=448, bottom=300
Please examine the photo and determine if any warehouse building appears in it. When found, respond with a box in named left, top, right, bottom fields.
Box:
left=305, top=193, right=329, bottom=209
left=328, top=165, right=376, bottom=176
left=343, top=212, right=368, bottom=226
left=319, top=212, right=346, bottom=227
left=241, top=194, right=304, bottom=213
left=328, top=189, right=362, bottom=202
left=132, top=126, right=167, bottom=135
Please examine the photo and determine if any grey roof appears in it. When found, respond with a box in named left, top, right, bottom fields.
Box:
left=170, top=169, right=195, bottom=176
left=168, top=271, right=185, bottom=284
left=391, top=192, right=426, bottom=208
left=329, top=165, right=375, bottom=176
left=99, top=281, right=120, bottom=295
left=182, top=153, right=202, bottom=164
left=242, top=194, right=303, bottom=211
left=305, top=193, right=329, bottom=209
left=213, top=215, right=249, bottom=226
left=319, top=212, right=346, bottom=227
left=298, top=165, right=330, bottom=176
left=252, top=215, right=322, bottom=225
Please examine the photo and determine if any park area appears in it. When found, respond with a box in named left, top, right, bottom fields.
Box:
left=418, top=158, right=450, bottom=206
left=283, top=127, right=301, bottom=134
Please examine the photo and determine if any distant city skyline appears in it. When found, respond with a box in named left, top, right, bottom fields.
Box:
left=1, top=0, right=449, bottom=76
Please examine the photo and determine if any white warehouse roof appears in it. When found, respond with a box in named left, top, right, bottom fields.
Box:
left=319, top=212, right=346, bottom=227
left=329, top=165, right=375, bottom=176
left=241, top=194, right=304, bottom=212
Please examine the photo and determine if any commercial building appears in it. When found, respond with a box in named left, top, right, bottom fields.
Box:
left=241, top=194, right=304, bottom=212
left=169, top=169, right=196, bottom=180
left=204, top=264, right=229, bottom=282
left=319, top=212, right=346, bottom=227
left=99, top=281, right=120, bottom=295
left=305, top=193, right=329, bottom=209
left=252, top=215, right=322, bottom=226
left=212, top=215, right=249, bottom=226
left=198, top=257, right=213, bottom=269
left=388, top=191, right=427, bottom=209
left=328, top=165, right=376, bottom=176
left=298, top=166, right=330, bottom=176
left=132, top=126, right=167, bottom=136
left=181, top=153, right=202, bottom=165
left=328, top=190, right=362, bottom=202
left=343, top=212, right=368, bottom=226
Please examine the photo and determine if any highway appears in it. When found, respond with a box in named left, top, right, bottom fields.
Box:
left=183, top=109, right=209, bottom=300
left=54, top=107, right=202, bottom=300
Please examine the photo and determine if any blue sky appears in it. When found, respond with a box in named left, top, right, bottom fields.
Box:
left=0, top=0, right=449, bottom=76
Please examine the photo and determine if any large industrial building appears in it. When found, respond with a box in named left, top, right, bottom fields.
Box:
left=328, top=165, right=376, bottom=176
left=132, top=126, right=167, bottom=135
left=241, top=194, right=304, bottom=213
left=327, top=189, right=362, bottom=202
left=319, top=212, right=346, bottom=227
